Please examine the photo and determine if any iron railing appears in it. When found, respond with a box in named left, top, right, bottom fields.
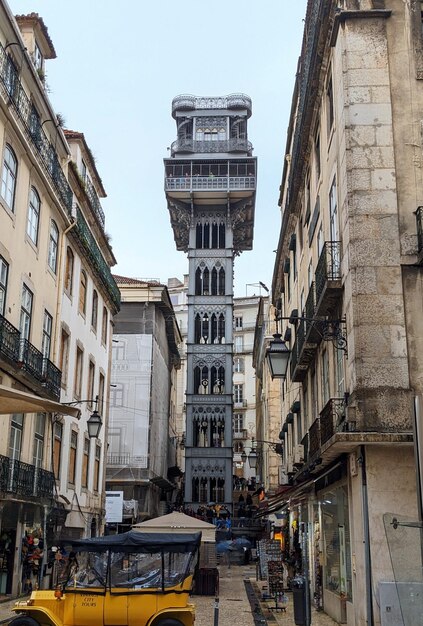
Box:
left=171, top=137, right=253, bottom=155
left=165, top=175, right=256, bottom=192
left=85, top=178, right=105, bottom=227
left=416, top=206, right=423, bottom=253
left=301, top=433, right=309, bottom=464
left=106, top=454, right=148, bottom=468
left=320, top=397, right=346, bottom=446
left=304, top=282, right=315, bottom=327
left=309, top=418, right=321, bottom=458
left=0, top=312, right=20, bottom=362
left=315, top=241, right=342, bottom=304
left=0, top=455, right=54, bottom=498
left=19, top=339, right=44, bottom=382
left=0, top=317, right=61, bottom=398
left=74, top=208, right=120, bottom=310
left=42, top=358, right=61, bottom=400
left=0, top=42, right=73, bottom=216
left=172, top=93, right=252, bottom=115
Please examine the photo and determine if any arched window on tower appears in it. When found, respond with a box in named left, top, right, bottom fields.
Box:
left=194, top=365, right=209, bottom=394
left=218, top=267, right=225, bottom=295
left=219, top=222, right=226, bottom=248
left=195, top=313, right=201, bottom=343
left=203, top=222, right=210, bottom=249
left=211, top=267, right=218, bottom=295
left=196, top=223, right=203, bottom=248
left=211, top=313, right=218, bottom=344
left=203, top=268, right=210, bottom=295
left=211, top=222, right=218, bottom=248
left=218, top=313, right=225, bottom=343
left=195, top=268, right=202, bottom=295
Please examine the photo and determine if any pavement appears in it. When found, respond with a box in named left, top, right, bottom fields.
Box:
left=0, top=565, right=340, bottom=625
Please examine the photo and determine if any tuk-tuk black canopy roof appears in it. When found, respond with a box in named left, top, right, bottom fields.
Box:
left=68, top=531, right=202, bottom=554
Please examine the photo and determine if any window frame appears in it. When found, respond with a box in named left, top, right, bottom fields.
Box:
left=68, top=430, right=78, bottom=485
left=64, top=247, right=74, bottom=295
left=79, top=269, right=87, bottom=315
left=1, top=144, right=18, bottom=211
left=82, top=437, right=90, bottom=489
left=42, top=310, right=53, bottom=360
left=0, top=255, right=9, bottom=316
left=74, top=345, right=84, bottom=400
left=53, top=421, right=63, bottom=479
left=48, top=220, right=59, bottom=273
left=91, top=289, right=98, bottom=331
left=27, top=186, right=41, bottom=245
left=20, top=284, right=33, bottom=342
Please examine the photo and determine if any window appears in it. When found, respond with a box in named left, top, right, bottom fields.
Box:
left=326, top=74, right=334, bottom=134
left=98, top=372, right=105, bottom=414
left=68, top=430, right=78, bottom=484
left=329, top=177, right=339, bottom=242
left=234, top=335, right=244, bottom=353
left=27, top=187, right=41, bottom=244
left=315, top=129, right=321, bottom=182
left=234, top=316, right=243, bottom=330
left=48, top=220, right=59, bottom=273
left=29, top=105, right=42, bottom=147
left=79, top=270, right=87, bottom=315
left=33, top=42, right=43, bottom=71
left=101, top=307, right=108, bottom=344
left=234, top=357, right=244, bottom=373
left=233, top=413, right=244, bottom=432
left=74, top=345, right=84, bottom=399
left=20, top=284, right=33, bottom=341
left=234, top=384, right=244, bottom=404
left=82, top=438, right=90, bottom=489
left=94, top=444, right=101, bottom=492
left=59, top=328, right=70, bottom=387
left=322, top=350, right=330, bottom=406
left=42, top=310, right=53, bottom=359
left=0, top=256, right=8, bottom=316
left=1, top=144, right=17, bottom=210
left=91, top=290, right=98, bottom=330
left=308, top=261, right=313, bottom=289
left=32, top=413, right=45, bottom=467
left=234, top=441, right=244, bottom=454
left=317, top=224, right=324, bottom=257
left=336, top=343, right=345, bottom=396
left=81, top=159, right=87, bottom=181
left=64, top=247, right=74, bottom=294
left=9, top=413, right=23, bottom=461
left=5, top=55, right=18, bottom=99
left=88, top=360, right=95, bottom=408
left=53, top=421, right=63, bottom=479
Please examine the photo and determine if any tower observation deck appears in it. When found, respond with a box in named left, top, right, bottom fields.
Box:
left=164, top=93, right=256, bottom=513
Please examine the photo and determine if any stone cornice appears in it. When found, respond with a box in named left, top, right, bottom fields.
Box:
left=330, top=8, right=392, bottom=47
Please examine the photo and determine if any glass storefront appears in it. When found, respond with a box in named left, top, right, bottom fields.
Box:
left=320, top=482, right=352, bottom=602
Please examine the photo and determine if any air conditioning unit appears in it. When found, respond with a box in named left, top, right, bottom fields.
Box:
left=278, top=466, right=289, bottom=485
left=293, top=444, right=304, bottom=467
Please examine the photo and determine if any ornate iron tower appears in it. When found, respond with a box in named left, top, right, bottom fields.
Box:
left=164, top=94, right=256, bottom=513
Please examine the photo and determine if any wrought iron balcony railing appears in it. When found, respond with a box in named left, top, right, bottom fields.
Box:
left=74, top=208, right=120, bottom=310
left=0, top=312, right=21, bottom=363
left=309, top=418, right=321, bottom=459
left=106, top=453, right=148, bottom=468
left=0, top=455, right=54, bottom=499
left=301, top=433, right=309, bottom=464
left=233, top=429, right=248, bottom=440
left=0, top=42, right=73, bottom=216
left=171, top=137, right=253, bottom=155
left=0, top=315, right=61, bottom=399
left=320, top=397, right=346, bottom=446
left=172, top=93, right=252, bottom=116
left=416, top=206, right=423, bottom=253
left=85, top=178, right=105, bottom=228
left=165, top=175, right=256, bottom=192
left=315, top=241, right=342, bottom=305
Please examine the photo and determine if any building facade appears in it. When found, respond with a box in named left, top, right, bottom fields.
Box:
left=271, top=1, right=423, bottom=624
left=0, top=7, right=118, bottom=595
left=106, top=277, right=182, bottom=526
left=164, top=94, right=256, bottom=513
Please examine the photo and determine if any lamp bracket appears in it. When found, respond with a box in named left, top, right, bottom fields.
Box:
left=281, top=315, right=348, bottom=355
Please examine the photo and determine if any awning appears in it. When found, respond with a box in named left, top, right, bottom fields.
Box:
left=0, top=384, right=81, bottom=418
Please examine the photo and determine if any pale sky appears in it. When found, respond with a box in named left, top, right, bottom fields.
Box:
left=13, top=0, right=307, bottom=297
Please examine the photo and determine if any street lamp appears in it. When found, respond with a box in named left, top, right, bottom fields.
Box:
left=87, top=397, right=102, bottom=439
left=266, top=333, right=290, bottom=379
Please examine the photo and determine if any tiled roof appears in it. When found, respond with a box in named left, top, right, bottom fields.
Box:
left=15, top=13, right=56, bottom=59
left=113, top=275, right=162, bottom=287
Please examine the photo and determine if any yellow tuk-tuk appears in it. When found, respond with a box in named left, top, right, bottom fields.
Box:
left=11, top=530, right=201, bottom=626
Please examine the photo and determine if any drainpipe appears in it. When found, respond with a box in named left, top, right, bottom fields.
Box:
left=359, top=446, right=374, bottom=626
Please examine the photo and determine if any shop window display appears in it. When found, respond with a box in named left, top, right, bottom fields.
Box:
left=321, top=483, right=352, bottom=602
left=21, top=528, right=44, bottom=593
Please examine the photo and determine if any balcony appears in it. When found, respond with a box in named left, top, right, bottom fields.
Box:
left=170, top=137, right=253, bottom=156
left=0, top=455, right=54, bottom=499
left=165, top=175, right=256, bottom=192
left=309, top=418, right=321, bottom=459
left=290, top=284, right=320, bottom=382
left=0, top=43, right=73, bottom=217
left=0, top=314, right=61, bottom=400
left=416, top=207, right=423, bottom=264
left=320, top=397, right=347, bottom=446
left=172, top=93, right=252, bottom=117
left=315, top=241, right=342, bottom=315
left=73, top=208, right=120, bottom=311
left=85, top=178, right=106, bottom=228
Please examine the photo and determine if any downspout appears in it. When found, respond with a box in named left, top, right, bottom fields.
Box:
left=360, top=446, right=374, bottom=626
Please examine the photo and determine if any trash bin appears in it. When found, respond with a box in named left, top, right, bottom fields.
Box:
left=291, top=576, right=310, bottom=626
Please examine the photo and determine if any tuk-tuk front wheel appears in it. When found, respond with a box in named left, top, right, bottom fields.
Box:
left=9, top=617, right=40, bottom=626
